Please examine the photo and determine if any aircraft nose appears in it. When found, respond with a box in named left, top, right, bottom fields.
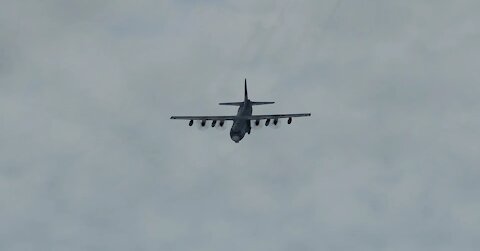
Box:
left=231, top=135, right=241, bottom=142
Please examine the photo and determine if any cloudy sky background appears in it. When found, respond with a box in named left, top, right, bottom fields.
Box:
left=1, top=0, right=480, bottom=250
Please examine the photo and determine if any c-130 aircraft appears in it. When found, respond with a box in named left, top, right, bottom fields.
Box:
left=171, top=79, right=311, bottom=143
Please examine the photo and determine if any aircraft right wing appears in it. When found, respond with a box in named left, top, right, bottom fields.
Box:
left=170, top=116, right=237, bottom=121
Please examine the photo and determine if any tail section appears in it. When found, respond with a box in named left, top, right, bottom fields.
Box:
left=251, top=101, right=275, bottom=105
left=219, top=102, right=243, bottom=106
left=244, top=78, right=248, bottom=101
left=219, top=78, right=275, bottom=106
left=245, top=79, right=274, bottom=105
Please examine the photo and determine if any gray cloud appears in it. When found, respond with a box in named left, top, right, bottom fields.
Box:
left=1, top=0, right=480, bottom=250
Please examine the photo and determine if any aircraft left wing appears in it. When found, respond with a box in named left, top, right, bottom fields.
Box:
left=242, top=113, right=311, bottom=120
left=170, top=116, right=237, bottom=121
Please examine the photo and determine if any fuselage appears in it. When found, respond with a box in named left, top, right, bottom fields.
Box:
left=230, top=100, right=252, bottom=143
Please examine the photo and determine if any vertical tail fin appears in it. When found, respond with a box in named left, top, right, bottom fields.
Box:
left=244, top=78, right=248, bottom=101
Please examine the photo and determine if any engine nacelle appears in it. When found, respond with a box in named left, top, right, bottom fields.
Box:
left=255, top=120, right=260, bottom=126
left=189, top=120, right=194, bottom=126
left=288, top=117, right=292, bottom=124
left=211, top=120, right=217, bottom=127
left=265, top=119, right=270, bottom=126
left=273, top=118, right=278, bottom=125
left=201, top=120, right=206, bottom=127
left=219, top=120, right=225, bottom=127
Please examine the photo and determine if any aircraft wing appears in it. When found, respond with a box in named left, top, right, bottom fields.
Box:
left=243, top=113, right=311, bottom=120
left=170, top=113, right=311, bottom=121
left=170, top=116, right=237, bottom=121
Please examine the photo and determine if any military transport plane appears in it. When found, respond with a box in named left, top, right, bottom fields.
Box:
left=170, top=79, right=311, bottom=143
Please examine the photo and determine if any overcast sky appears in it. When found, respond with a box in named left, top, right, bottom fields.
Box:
left=1, top=0, right=480, bottom=250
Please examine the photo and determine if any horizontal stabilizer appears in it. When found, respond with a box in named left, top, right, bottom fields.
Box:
left=251, top=101, right=275, bottom=105
left=219, top=102, right=243, bottom=106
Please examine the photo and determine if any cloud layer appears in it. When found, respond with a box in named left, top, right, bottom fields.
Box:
left=1, top=0, right=479, bottom=250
